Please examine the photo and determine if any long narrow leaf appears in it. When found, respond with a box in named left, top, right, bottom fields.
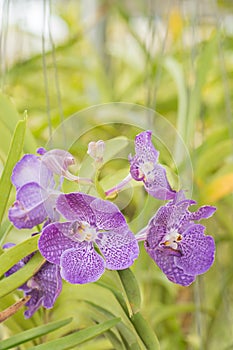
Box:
left=0, top=252, right=45, bottom=298
left=96, top=281, right=129, bottom=316
left=118, top=269, right=141, bottom=315
left=0, top=317, right=72, bottom=350
left=0, top=94, right=37, bottom=152
left=0, top=118, right=26, bottom=225
left=0, top=234, right=39, bottom=278
left=28, top=317, right=121, bottom=350
left=85, top=300, right=140, bottom=349
left=131, top=312, right=160, bottom=350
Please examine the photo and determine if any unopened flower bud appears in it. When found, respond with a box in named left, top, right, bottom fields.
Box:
left=87, top=140, right=105, bottom=162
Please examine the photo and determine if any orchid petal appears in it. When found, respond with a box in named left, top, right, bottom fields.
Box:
left=39, top=222, right=78, bottom=264
left=60, top=244, right=105, bottom=284
left=96, top=229, right=139, bottom=270
left=176, top=224, right=215, bottom=275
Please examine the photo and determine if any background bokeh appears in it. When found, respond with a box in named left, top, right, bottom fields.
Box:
left=0, top=0, right=233, bottom=349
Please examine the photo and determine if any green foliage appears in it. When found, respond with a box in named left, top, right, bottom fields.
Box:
left=28, top=318, right=121, bottom=350
left=0, top=1, right=233, bottom=349
left=0, top=318, right=72, bottom=350
left=0, top=117, right=26, bottom=225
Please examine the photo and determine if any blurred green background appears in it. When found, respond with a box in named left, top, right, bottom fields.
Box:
left=0, top=0, right=233, bottom=349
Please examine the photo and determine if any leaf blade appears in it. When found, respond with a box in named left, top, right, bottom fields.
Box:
left=0, top=318, right=73, bottom=350
left=27, top=317, right=121, bottom=350
left=0, top=118, right=26, bottom=225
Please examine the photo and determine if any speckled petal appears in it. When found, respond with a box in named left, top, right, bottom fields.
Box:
left=34, top=262, right=62, bottom=309
left=11, top=154, right=54, bottom=189
left=96, top=229, right=139, bottom=270
left=129, top=131, right=159, bottom=181
left=144, top=164, right=176, bottom=200
left=60, top=243, right=105, bottom=284
left=134, top=130, right=159, bottom=162
left=145, top=223, right=167, bottom=250
left=24, top=290, right=44, bottom=318
left=8, top=182, right=48, bottom=229
left=56, top=193, right=95, bottom=223
left=189, top=205, right=216, bottom=221
left=38, top=222, right=78, bottom=264
left=147, top=249, right=195, bottom=286
left=150, top=199, right=194, bottom=234
left=90, top=198, right=127, bottom=230
left=176, top=224, right=215, bottom=275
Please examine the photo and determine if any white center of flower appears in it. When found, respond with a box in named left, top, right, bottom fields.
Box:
left=139, top=161, right=154, bottom=180
left=161, top=229, right=182, bottom=250
left=71, top=221, right=97, bottom=242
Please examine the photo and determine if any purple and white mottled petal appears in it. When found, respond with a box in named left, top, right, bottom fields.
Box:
left=148, top=249, right=195, bottom=286
left=176, top=224, right=215, bottom=275
left=11, top=154, right=54, bottom=189
left=24, top=290, right=44, bottom=318
left=144, top=164, right=176, bottom=200
left=56, top=193, right=95, bottom=224
left=34, top=262, right=62, bottom=309
left=8, top=182, right=49, bottom=229
left=150, top=205, right=173, bottom=229
left=151, top=199, right=194, bottom=233
left=145, top=224, right=167, bottom=250
left=129, top=131, right=159, bottom=181
left=189, top=206, right=216, bottom=221
left=90, top=198, right=127, bottom=230
left=39, top=222, right=78, bottom=264
left=134, top=130, right=159, bottom=162
left=60, top=244, right=105, bottom=284
left=96, top=230, right=139, bottom=270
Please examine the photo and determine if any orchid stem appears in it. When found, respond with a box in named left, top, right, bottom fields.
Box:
left=105, top=174, right=132, bottom=197
left=135, top=226, right=148, bottom=242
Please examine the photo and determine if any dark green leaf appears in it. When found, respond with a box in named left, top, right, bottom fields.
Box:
left=28, top=317, right=121, bottom=350
left=131, top=312, right=160, bottom=350
left=118, top=269, right=141, bottom=314
left=0, top=318, right=72, bottom=350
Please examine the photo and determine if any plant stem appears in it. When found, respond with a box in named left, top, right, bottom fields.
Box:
left=105, top=174, right=132, bottom=197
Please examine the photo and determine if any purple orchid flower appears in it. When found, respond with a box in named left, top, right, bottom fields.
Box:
left=143, top=191, right=216, bottom=286
left=38, top=192, right=139, bottom=284
left=8, top=148, right=78, bottom=229
left=3, top=243, right=62, bottom=318
left=129, top=130, right=176, bottom=200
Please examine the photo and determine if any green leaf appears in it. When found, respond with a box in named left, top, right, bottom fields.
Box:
left=0, top=94, right=20, bottom=134
left=28, top=317, right=121, bottom=350
left=84, top=300, right=139, bottom=350
left=96, top=280, right=129, bottom=316
left=0, top=93, right=37, bottom=153
left=0, top=251, right=45, bottom=298
left=0, top=118, right=26, bottom=226
left=0, top=234, right=39, bottom=278
left=130, top=312, right=160, bottom=350
left=0, top=221, right=12, bottom=246
left=118, top=269, right=141, bottom=314
left=0, top=318, right=73, bottom=350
